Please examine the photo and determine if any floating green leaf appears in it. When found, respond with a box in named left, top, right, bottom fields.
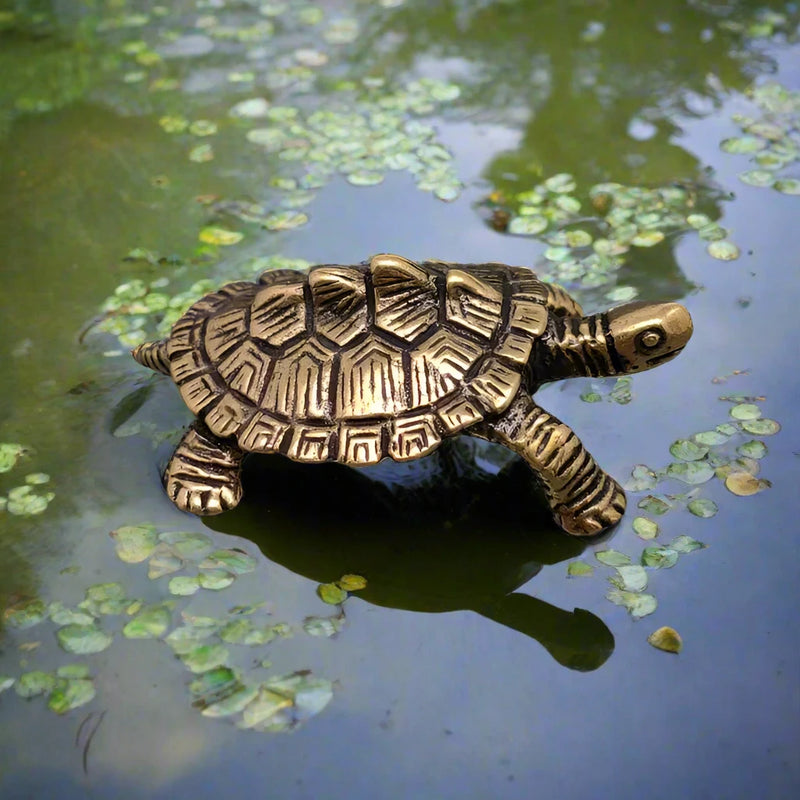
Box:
left=246, top=128, right=286, bottom=149
left=632, top=517, right=659, bottom=540
left=200, top=548, right=257, bottom=575
left=238, top=687, right=293, bottom=729
left=565, top=229, right=592, bottom=248
left=543, top=173, right=576, bottom=193
left=0, top=443, right=28, bottom=472
left=303, top=615, right=345, bottom=637
left=317, top=582, right=347, bottom=605
left=189, top=119, right=217, bottom=137
left=730, top=403, right=761, bottom=420
left=123, top=605, right=171, bottom=639
left=606, top=590, right=657, bottom=619
left=160, top=531, right=214, bottom=561
left=687, top=498, right=718, bottom=518
left=111, top=523, right=157, bottom=563
left=741, top=418, right=780, bottom=436
left=337, top=574, right=367, bottom=591
left=670, top=535, right=707, bottom=553
left=16, top=671, right=56, bottom=698
left=641, top=546, right=679, bottom=569
left=25, top=473, right=49, bottom=485
left=737, top=440, right=767, bottom=459
left=605, top=286, right=638, bottom=303
left=594, top=549, right=631, bottom=567
left=229, top=98, right=270, bottom=118
left=218, top=619, right=253, bottom=645
left=0, top=676, right=14, bottom=694
left=263, top=211, right=309, bottom=231
left=670, top=439, right=709, bottom=461
left=181, top=644, right=230, bottom=673
left=725, top=473, right=771, bottom=496
left=693, top=429, right=731, bottom=446
left=774, top=178, right=800, bottom=195
left=48, top=679, right=96, bottom=714
left=625, top=464, right=658, bottom=492
left=159, top=115, right=188, bottom=134
left=5, top=485, right=55, bottom=515
left=707, top=240, right=741, bottom=261
left=609, top=378, right=633, bottom=404
left=48, top=602, right=95, bottom=626
left=148, top=547, right=183, bottom=580
left=168, top=576, right=200, bottom=596
left=198, top=227, right=244, bottom=246
left=347, top=171, right=384, bottom=186
left=648, top=626, right=682, bottom=653
left=165, top=624, right=218, bottom=654
left=189, top=143, right=214, bottom=162
left=637, top=495, right=671, bottom=515
left=3, top=598, right=47, bottom=629
left=567, top=560, right=594, bottom=578
left=57, top=624, right=113, bottom=654
left=82, top=582, right=129, bottom=615
left=199, top=570, right=235, bottom=591
left=202, top=685, right=259, bottom=718
left=508, top=215, right=548, bottom=236
left=666, top=461, right=715, bottom=485
left=262, top=672, right=334, bottom=723
left=189, top=666, right=238, bottom=698
left=686, top=213, right=712, bottom=229
left=631, top=230, right=664, bottom=247
left=738, top=170, right=775, bottom=187
left=56, top=664, right=91, bottom=679
left=720, top=135, right=767, bottom=153
left=610, top=565, right=648, bottom=593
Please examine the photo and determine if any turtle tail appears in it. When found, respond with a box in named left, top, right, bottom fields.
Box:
left=132, top=339, right=171, bottom=376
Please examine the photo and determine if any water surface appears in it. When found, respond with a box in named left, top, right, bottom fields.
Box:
left=1, top=2, right=798, bottom=798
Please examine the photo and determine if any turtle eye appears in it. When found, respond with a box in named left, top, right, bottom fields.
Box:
left=636, top=328, right=665, bottom=352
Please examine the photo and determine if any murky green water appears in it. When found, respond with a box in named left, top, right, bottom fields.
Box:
left=1, top=2, right=799, bottom=798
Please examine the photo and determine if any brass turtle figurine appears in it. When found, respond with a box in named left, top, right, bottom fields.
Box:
left=133, top=255, right=692, bottom=536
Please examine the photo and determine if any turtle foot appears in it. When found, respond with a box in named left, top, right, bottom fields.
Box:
left=553, top=475, right=626, bottom=537
left=165, top=471, right=242, bottom=515
left=164, top=424, right=243, bottom=516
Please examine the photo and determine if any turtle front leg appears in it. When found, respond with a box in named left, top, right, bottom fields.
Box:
left=482, top=395, right=626, bottom=536
left=164, top=422, right=243, bottom=515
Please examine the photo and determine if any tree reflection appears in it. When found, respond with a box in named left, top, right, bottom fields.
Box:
left=353, top=0, right=797, bottom=296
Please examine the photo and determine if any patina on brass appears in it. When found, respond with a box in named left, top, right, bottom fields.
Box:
left=132, top=255, right=693, bottom=536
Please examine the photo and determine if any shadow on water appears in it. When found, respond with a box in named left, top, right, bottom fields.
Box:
left=207, top=441, right=615, bottom=672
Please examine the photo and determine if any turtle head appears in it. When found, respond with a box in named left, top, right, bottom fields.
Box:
left=605, top=301, right=693, bottom=374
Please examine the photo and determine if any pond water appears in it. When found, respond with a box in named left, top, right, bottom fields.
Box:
left=1, top=2, right=799, bottom=798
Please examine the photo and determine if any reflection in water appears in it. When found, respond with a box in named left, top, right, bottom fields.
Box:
left=208, top=441, right=615, bottom=672
left=354, top=0, right=797, bottom=302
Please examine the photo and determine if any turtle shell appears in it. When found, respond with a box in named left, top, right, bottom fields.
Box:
left=165, top=255, right=553, bottom=466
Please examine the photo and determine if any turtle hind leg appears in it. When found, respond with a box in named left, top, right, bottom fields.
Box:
left=164, top=422, right=243, bottom=515
left=483, top=395, right=626, bottom=536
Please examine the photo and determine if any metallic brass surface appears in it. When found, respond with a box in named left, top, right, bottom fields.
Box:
left=132, top=254, right=694, bottom=535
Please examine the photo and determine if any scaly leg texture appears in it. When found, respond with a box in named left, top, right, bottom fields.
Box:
left=485, top=395, right=626, bottom=535
left=164, top=422, right=243, bottom=515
